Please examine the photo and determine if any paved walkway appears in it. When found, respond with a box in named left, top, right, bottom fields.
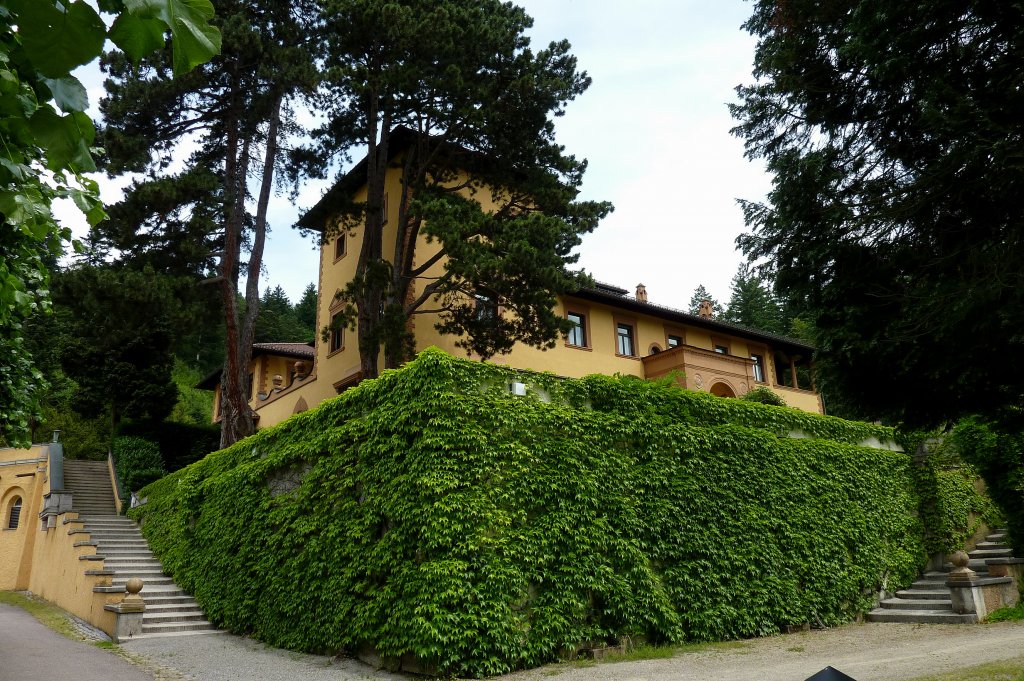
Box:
left=122, top=633, right=402, bottom=681
left=119, top=621, right=1024, bottom=681
left=0, top=602, right=154, bottom=681
left=7, top=596, right=1024, bottom=681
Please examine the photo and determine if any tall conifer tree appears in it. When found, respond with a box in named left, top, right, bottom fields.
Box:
left=302, top=0, right=611, bottom=378
left=732, top=1, right=1024, bottom=424
left=99, top=0, right=317, bottom=446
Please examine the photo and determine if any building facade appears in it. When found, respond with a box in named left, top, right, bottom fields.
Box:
left=206, top=149, right=822, bottom=429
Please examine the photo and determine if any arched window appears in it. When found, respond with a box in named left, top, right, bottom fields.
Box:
left=7, top=497, right=22, bottom=530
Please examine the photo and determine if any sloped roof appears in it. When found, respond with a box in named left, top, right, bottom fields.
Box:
left=196, top=342, right=315, bottom=390
left=571, top=285, right=814, bottom=355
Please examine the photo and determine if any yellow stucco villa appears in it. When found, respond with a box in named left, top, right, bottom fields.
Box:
left=203, top=141, right=822, bottom=429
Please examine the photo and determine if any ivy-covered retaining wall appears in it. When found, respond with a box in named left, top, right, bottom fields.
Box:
left=132, top=349, right=924, bottom=676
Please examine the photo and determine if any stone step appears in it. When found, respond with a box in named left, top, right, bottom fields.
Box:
left=141, top=621, right=218, bottom=635
left=145, top=602, right=202, bottom=610
left=975, top=541, right=1009, bottom=551
left=865, top=609, right=977, bottom=624
left=143, top=592, right=191, bottom=602
left=969, top=548, right=1014, bottom=559
left=97, top=549, right=154, bottom=557
left=122, top=629, right=229, bottom=641
left=135, top=585, right=187, bottom=596
left=113, top=575, right=174, bottom=586
left=895, top=589, right=950, bottom=600
left=95, top=542, right=151, bottom=550
left=988, top=533, right=1008, bottom=542
left=103, top=561, right=164, bottom=570
left=144, top=596, right=194, bottom=606
left=942, top=559, right=989, bottom=571
left=88, top=532, right=143, bottom=539
left=879, top=597, right=953, bottom=610
left=108, top=568, right=168, bottom=577
left=142, top=611, right=209, bottom=624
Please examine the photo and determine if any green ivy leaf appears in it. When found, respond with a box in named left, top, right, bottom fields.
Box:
left=42, top=76, right=89, bottom=113
left=11, top=0, right=106, bottom=78
left=109, top=13, right=168, bottom=65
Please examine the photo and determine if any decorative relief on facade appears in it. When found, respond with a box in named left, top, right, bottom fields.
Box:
left=694, top=374, right=703, bottom=388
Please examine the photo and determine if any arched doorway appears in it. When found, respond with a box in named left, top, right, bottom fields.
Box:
left=709, top=382, right=736, bottom=398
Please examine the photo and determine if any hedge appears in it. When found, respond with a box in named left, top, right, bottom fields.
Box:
left=111, top=436, right=165, bottom=497
left=132, top=348, right=924, bottom=676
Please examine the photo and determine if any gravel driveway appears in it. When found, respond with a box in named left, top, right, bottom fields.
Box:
left=121, top=621, right=1024, bottom=681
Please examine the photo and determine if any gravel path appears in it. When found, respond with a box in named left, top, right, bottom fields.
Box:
left=514, top=621, right=1024, bottom=681
left=120, top=622, right=1024, bottom=681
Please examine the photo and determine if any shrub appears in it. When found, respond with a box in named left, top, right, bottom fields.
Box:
left=952, top=414, right=1024, bottom=553
left=132, top=349, right=923, bottom=677
left=740, top=386, right=787, bottom=407
left=118, top=420, right=220, bottom=473
left=112, top=436, right=165, bottom=496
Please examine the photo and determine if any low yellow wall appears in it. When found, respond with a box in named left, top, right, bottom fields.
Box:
left=26, top=512, right=117, bottom=637
left=1, top=444, right=118, bottom=637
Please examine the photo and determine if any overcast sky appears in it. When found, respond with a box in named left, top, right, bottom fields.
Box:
left=65, top=0, right=770, bottom=310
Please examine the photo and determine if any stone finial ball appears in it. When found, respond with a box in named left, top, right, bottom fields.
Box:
left=950, top=550, right=970, bottom=569
left=125, top=577, right=144, bottom=595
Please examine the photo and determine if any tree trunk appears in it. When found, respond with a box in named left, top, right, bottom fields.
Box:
left=353, top=108, right=390, bottom=380
left=218, top=92, right=259, bottom=447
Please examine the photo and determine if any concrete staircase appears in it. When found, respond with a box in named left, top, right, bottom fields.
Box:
left=64, top=460, right=117, bottom=515
left=62, top=458, right=221, bottom=639
left=866, top=528, right=1015, bottom=624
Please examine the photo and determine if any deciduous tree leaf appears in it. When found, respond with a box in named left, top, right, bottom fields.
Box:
left=12, top=0, right=106, bottom=78
left=124, top=0, right=221, bottom=75
left=28, top=107, right=97, bottom=173
left=43, top=76, right=89, bottom=113
left=110, top=13, right=167, bottom=65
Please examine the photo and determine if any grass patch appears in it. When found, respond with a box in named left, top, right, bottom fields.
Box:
left=0, top=590, right=80, bottom=640
left=987, top=602, right=1024, bottom=623
left=786, top=645, right=806, bottom=653
left=904, top=656, right=1024, bottom=681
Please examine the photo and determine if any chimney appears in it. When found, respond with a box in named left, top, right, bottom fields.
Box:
left=698, top=300, right=713, bottom=319
left=635, top=283, right=648, bottom=302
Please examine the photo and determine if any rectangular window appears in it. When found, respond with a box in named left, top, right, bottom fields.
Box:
left=667, top=334, right=683, bottom=348
left=567, top=312, right=587, bottom=347
left=714, top=344, right=729, bottom=355
left=616, top=322, right=635, bottom=357
left=329, top=312, right=344, bottom=353
left=751, top=354, right=765, bottom=383
left=334, top=233, right=345, bottom=260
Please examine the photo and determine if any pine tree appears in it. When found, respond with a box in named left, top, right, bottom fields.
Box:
left=722, top=264, right=785, bottom=333
left=294, top=283, right=318, bottom=334
left=99, top=0, right=317, bottom=446
left=303, top=0, right=611, bottom=378
left=687, top=285, right=724, bottom=317
left=254, top=286, right=312, bottom=343
left=732, top=0, right=1024, bottom=425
